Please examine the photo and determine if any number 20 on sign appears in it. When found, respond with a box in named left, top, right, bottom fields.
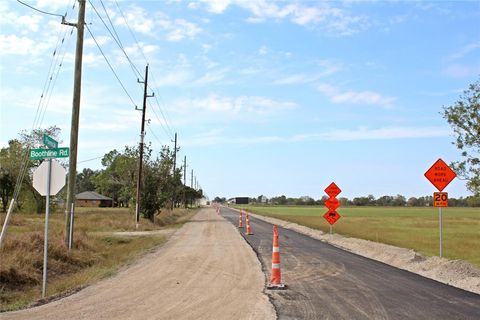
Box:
left=433, top=192, right=448, bottom=207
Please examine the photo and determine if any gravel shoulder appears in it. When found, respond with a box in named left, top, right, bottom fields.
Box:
left=1, top=208, right=275, bottom=320
left=246, top=211, right=480, bottom=295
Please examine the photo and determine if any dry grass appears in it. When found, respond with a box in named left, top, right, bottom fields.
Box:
left=0, top=207, right=199, bottom=311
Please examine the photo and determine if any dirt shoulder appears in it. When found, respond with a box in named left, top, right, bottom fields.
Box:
left=246, top=211, right=480, bottom=295
left=1, top=209, right=275, bottom=320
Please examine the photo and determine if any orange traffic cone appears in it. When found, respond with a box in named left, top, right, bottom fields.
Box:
left=238, top=209, right=243, bottom=228
left=268, top=225, right=285, bottom=289
left=246, top=212, right=253, bottom=235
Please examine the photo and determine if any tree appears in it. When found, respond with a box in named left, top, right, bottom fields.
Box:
left=0, top=126, right=62, bottom=213
left=0, top=168, right=14, bottom=212
left=76, top=168, right=98, bottom=193
left=442, top=78, right=480, bottom=195
left=93, top=147, right=139, bottom=207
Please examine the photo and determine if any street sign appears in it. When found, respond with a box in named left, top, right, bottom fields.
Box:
left=324, top=182, right=341, bottom=198
left=33, top=160, right=66, bottom=196
left=323, top=210, right=341, bottom=225
left=324, top=197, right=340, bottom=210
left=424, top=159, right=457, bottom=191
left=433, top=192, right=448, bottom=207
left=43, top=134, right=58, bottom=149
left=30, top=147, right=69, bottom=160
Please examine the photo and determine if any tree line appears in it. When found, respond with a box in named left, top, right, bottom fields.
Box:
left=0, top=127, right=203, bottom=220
left=214, top=194, right=480, bottom=207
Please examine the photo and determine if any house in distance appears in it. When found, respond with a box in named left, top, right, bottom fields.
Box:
left=76, top=191, right=113, bottom=208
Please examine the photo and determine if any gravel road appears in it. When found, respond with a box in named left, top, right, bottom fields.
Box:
left=1, top=208, right=275, bottom=320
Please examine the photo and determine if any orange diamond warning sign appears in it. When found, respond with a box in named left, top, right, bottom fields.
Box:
left=324, top=197, right=340, bottom=210
left=424, top=159, right=456, bottom=191
left=324, top=182, right=341, bottom=198
left=323, top=210, right=341, bottom=225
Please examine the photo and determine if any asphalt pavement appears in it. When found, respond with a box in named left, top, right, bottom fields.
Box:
left=221, top=207, right=480, bottom=320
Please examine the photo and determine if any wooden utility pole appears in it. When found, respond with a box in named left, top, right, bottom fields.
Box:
left=183, top=155, right=187, bottom=208
left=135, top=65, right=153, bottom=228
left=64, top=0, right=86, bottom=248
left=171, top=132, right=177, bottom=209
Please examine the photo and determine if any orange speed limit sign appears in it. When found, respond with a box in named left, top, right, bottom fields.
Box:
left=433, top=192, right=448, bottom=207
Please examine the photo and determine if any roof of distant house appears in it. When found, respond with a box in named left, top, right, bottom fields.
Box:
left=76, top=191, right=112, bottom=201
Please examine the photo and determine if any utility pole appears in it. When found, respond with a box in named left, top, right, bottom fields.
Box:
left=171, top=133, right=177, bottom=209
left=191, top=169, right=193, bottom=188
left=183, top=155, right=187, bottom=208
left=64, top=0, right=86, bottom=249
left=135, top=65, right=154, bottom=228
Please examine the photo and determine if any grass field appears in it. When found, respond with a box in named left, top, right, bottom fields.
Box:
left=0, top=207, right=198, bottom=311
left=237, top=205, right=480, bottom=267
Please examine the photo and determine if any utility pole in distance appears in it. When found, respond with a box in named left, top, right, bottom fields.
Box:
left=171, top=133, right=177, bottom=209
left=64, top=0, right=86, bottom=249
left=183, top=155, right=187, bottom=208
left=135, top=65, right=154, bottom=228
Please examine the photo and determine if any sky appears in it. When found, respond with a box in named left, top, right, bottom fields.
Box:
left=0, top=0, right=479, bottom=201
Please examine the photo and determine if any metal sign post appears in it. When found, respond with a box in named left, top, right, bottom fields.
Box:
left=439, top=207, right=442, bottom=258
left=424, top=159, right=456, bottom=258
left=42, top=158, right=52, bottom=298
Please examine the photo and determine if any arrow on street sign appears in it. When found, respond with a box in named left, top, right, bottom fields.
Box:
left=30, top=148, right=69, bottom=160
left=43, top=134, right=58, bottom=149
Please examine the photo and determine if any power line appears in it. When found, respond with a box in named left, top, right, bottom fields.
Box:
left=113, top=0, right=176, bottom=139
left=16, top=0, right=66, bottom=17
left=85, top=23, right=138, bottom=108
left=88, top=0, right=143, bottom=80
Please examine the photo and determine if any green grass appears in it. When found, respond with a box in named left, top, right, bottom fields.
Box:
left=238, top=205, right=480, bottom=267
left=0, top=207, right=199, bottom=311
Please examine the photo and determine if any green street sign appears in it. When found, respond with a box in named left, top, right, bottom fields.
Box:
left=43, top=134, right=58, bottom=149
left=30, top=147, right=69, bottom=160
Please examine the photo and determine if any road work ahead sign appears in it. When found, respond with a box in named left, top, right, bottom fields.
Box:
left=424, top=159, right=456, bottom=191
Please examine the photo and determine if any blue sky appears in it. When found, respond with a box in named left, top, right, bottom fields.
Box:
left=1, top=0, right=479, bottom=200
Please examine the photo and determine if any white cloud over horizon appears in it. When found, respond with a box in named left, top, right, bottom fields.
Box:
left=316, top=83, right=396, bottom=109
left=182, top=125, right=450, bottom=146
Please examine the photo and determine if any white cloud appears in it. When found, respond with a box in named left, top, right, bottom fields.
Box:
left=443, top=63, right=480, bottom=78
left=195, top=67, right=231, bottom=85
left=196, top=0, right=368, bottom=35
left=447, top=41, right=480, bottom=61
left=182, top=126, right=450, bottom=146
left=274, top=60, right=341, bottom=85
left=0, top=34, right=35, bottom=55
left=166, top=19, right=202, bottom=41
left=115, top=5, right=201, bottom=41
left=258, top=45, right=268, bottom=55
left=171, top=94, right=298, bottom=115
left=292, top=126, right=450, bottom=142
left=85, top=36, right=112, bottom=47
left=199, top=0, right=232, bottom=13
left=317, top=83, right=395, bottom=108
left=114, top=5, right=155, bottom=34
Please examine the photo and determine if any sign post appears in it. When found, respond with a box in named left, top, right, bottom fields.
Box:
left=424, top=159, right=456, bottom=258
left=42, top=159, right=52, bottom=298
left=323, top=182, right=342, bottom=234
left=31, top=143, right=68, bottom=298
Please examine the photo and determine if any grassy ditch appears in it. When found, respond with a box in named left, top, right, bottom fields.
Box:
left=0, top=207, right=199, bottom=312
left=237, top=205, right=480, bottom=268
